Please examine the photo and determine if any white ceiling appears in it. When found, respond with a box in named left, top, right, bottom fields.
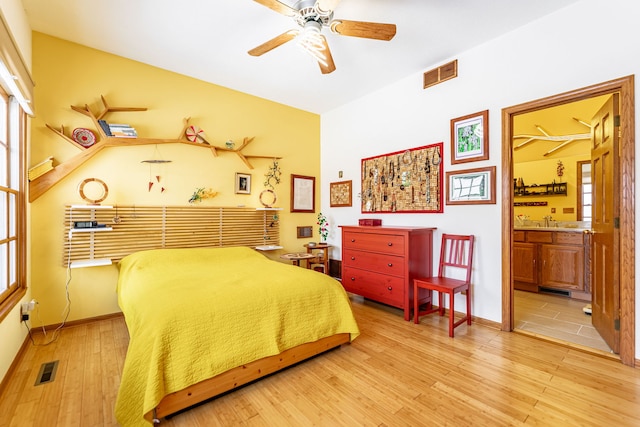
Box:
left=22, top=0, right=580, bottom=114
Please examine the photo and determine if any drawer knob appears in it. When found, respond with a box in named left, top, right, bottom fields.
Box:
left=387, top=242, right=393, bottom=246
left=351, top=256, right=355, bottom=260
left=350, top=277, right=355, bottom=281
left=387, top=286, right=392, bottom=291
left=351, top=239, right=356, bottom=242
left=387, top=263, right=393, bottom=267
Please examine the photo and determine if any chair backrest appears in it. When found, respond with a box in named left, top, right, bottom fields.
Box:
left=437, top=234, right=475, bottom=283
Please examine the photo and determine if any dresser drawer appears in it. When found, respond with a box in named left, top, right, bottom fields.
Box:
left=343, top=231, right=405, bottom=256
left=342, top=249, right=405, bottom=277
left=342, top=267, right=404, bottom=306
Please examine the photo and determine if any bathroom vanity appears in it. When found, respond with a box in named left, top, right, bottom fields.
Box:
left=513, top=227, right=591, bottom=301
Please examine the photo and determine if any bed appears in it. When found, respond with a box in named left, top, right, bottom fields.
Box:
left=114, top=246, right=360, bottom=426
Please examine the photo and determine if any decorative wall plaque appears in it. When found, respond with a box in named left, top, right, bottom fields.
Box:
left=361, top=143, right=444, bottom=213
left=329, top=180, right=352, bottom=207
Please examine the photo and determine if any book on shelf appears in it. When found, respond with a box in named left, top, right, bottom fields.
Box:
left=28, top=156, right=54, bottom=181
left=108, top=123, right=138, bottom=138
left=97, top=119, right=112, bottom=136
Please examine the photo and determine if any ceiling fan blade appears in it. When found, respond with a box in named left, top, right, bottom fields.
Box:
left=316, top=0, right=342, bottom=14
left=248, top=30, right=298, bottom=56
left=330, top=19, right=396, bottom=41
left=318, top=35, right=336, bottom=74
left=252, top=0, right=297, bottom=16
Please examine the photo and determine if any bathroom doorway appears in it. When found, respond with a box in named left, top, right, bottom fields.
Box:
left=511, top=95, right=611, bottom=352
left=501, top=76, right=635, bottom=366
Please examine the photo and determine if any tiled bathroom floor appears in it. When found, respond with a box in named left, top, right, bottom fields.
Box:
left=514, top=290, right=613, bottom=353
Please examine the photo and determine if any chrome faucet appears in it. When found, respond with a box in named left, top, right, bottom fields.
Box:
left=543, top=215, right=553, bottom=227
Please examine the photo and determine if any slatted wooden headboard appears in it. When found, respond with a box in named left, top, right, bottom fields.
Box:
left=62, top=205, right=280, bottom=267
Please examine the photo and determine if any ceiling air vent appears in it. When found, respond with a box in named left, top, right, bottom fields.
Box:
left=423, top=59, right=458, bottom=89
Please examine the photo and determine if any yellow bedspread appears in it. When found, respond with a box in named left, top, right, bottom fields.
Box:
left=115, top=247, right=359, bottom=426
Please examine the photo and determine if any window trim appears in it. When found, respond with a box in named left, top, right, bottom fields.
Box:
left=576, top=160, right=592, bottom=222
left=0, top=90, right=27, bottom=322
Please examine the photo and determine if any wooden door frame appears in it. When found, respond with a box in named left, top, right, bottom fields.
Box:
left=501, top=75, right=636, bottom=366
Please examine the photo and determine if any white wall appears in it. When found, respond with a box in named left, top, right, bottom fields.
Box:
left=320, top=0, right=640, bottom=353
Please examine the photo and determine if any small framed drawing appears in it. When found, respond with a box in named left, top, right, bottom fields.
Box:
left=450, top=110, right=489, bottom=164
left=235, top=173, right=251, bottom=194
left=330, top=180, right=352, bottom=207
left=446, top=166, right=496, bottom=205
left=291, top=174, right=315, bottom=212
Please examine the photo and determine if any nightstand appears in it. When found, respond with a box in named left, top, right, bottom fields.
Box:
left=304, top=243, right=331, bottom=275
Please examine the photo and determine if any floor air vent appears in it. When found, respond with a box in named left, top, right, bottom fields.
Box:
left=538, top=287, right=570, bottom=297
left=35, top=360, right=59, bottom=386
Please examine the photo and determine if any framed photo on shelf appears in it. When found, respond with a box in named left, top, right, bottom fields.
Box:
left=329, top=180, right=352, bottom=207
left=450, top=110, right=489, bottom=164
left=290, top=174, right=315, bottom=212
left=446, top=166, right=496, bottom=205
left=235, top=173, right=251, bottom=194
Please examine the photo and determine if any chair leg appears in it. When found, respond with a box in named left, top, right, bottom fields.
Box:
left=438, top=292, right=445, bottom=316
left=466, top=286, right=472, bottom=325
left=448, top=291, right=455, bottom=338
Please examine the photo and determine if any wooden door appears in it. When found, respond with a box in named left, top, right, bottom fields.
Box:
left=591, top=94, right=620, bottom=353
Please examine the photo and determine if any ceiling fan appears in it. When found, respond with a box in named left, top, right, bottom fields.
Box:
left=248, top=0, right=396, bottom=74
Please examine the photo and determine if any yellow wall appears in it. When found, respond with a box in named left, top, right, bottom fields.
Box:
left=29, top=33, right=320, bottom=326
left=511, top=96, right=606, bottom=222
left=513, top=154, right=587, bottom=221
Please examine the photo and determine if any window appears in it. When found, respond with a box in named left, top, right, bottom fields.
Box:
left=0, top=88, right=26, bottom=321
left=577, top=160, right=592, bottom=222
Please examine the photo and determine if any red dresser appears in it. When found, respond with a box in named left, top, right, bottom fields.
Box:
left=340, top=225, right=436, bottom=321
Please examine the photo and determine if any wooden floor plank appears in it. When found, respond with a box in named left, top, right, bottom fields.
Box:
left=2, top=297, right=640, bottom=427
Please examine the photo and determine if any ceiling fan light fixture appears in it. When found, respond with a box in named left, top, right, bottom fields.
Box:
left=313, top=3, right=333, bottom=17
left=296, top=21, right=328, bottom=66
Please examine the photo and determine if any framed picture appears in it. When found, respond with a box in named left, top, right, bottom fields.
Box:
left=446, top=166, right=496, bottom=205
left=330, top=180, right=352, bottom=207
left=235, top=173, right=251, bottom=194
left=360, top=143, right=443, bottom=213
left=290, top=174, right=315, bottom=212
left=450, top=110, right=489, bottom=164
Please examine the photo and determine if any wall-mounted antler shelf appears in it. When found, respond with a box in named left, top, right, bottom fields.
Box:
left=29, top=95, right=282, bottom=202
left=513, top=118, right=591, bottom=157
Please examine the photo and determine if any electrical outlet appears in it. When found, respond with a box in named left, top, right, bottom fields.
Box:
left=21, top=299, right=37, bottom=314
left=21, top=312, right=29, bottom=322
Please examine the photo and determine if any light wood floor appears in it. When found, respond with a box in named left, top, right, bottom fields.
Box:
left=514, top=290, right=612, bottom=353
left=2, top=295, right=640, bottom=426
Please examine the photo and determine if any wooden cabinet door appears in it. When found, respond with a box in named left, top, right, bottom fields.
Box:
left=540, top=244, right=584, bottom=291
left=513, top=243, right=537, bottom=284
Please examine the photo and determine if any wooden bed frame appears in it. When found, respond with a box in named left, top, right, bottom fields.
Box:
left=153, top=333, right=351, bottom=422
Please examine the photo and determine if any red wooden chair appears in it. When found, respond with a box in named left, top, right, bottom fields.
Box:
left=413, top=234, right=475, bottom=337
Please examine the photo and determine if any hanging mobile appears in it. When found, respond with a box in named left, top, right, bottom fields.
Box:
left=141, top=145, right=172, bottom=192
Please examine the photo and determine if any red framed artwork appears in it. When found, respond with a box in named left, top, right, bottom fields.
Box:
left=360, top=143, right=444, bottom=213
